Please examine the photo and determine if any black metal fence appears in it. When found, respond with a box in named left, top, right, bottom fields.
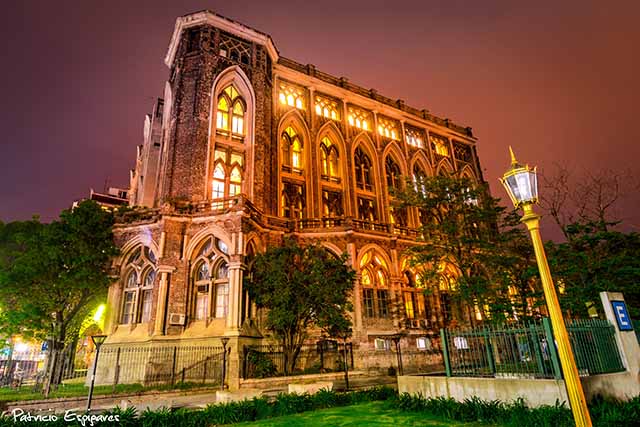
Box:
left=242, top=341, right=353, bottom=379
left=441, top=317, right=625, bottom=379
left=97, top=345, right=227, bottom=387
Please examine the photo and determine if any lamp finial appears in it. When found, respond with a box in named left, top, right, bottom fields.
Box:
left=509, top=146, right=518, bottom=166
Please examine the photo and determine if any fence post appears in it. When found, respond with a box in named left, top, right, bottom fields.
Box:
left=440, top=329, right=451, bottom=377
left=542, top=317, right=562, bottom=379
left=113, top=347, right=121, bottom=393
left=483, top=326, right=496, bottom=375
left=530, top=323, right=546, bottom=377
left=171, top=346, right=177, bottom=385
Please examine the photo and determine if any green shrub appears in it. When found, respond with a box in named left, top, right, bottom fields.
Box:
left=247, top=350, right=278, bottom=378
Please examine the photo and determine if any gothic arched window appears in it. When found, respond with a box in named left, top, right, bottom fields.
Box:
left=359, top=250, right=390, bottom=319
left=120, top=245, right=157, bottom=325
left=385, top=156, right=402, bottom=191
left=216, top=85, right=245, bottom=136
left=281, top=126, right=303, bottom=173
left=191, top=236, right=230, bottom=322
left=320, top=137, right=340, bottom=181
left=354, top=147, right=373, bottom=191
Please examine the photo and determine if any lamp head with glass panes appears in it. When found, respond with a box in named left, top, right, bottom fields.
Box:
left=499, top=147, right=538, bottom=208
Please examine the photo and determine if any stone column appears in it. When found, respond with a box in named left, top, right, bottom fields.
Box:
left=104, top=279, right=121, bottom=335
left=153, top=266, right=175, bottom=336
left=226, top=261, right=244, bottom=334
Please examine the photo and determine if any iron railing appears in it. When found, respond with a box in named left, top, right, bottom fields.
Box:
left=242, top=341, right=353, bottom=379
left=441, top=317, right=624, bottom=379
left=98, top=345, right=227, bottom=387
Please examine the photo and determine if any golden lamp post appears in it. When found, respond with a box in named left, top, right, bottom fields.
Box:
left=499, top=147, right=591, bottom=427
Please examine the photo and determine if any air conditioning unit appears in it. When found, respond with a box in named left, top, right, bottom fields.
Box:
left=169, top=313, right=186, bottom=325
left=419, top=319, right=429, bottom=329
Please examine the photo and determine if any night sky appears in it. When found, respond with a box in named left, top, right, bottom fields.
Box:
left=1, top=0, right=639, bottom=240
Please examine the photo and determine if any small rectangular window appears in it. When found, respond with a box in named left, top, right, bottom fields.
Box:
left=376, top=290, right=389, bottom=318
left=215, top=283, right=229, bottom=318
left=374, top=338, right=390, bottom=351
left=121, top=291, right=135, bottom=324
left=363, top=289, right=375, bottom=318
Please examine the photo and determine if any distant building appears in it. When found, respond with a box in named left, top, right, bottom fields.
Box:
left=73, top=187, right=129, bottom=210
left=99, top=10, right=484, bottom=387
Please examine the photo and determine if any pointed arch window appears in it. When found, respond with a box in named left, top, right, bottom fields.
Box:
left=216, top=85, right=245, bottom=137
left=212, top=163, right=226, bottom=199
left=211, top=151, right=244, bottom=200
left=360, top=251, right=390, bottom=319
left=120, top=245, right=157, bottom=325
left=320, top=137, right=340, bottom=182
left=354, top=147, right=373, bottom=191
left=281, top=126, right=303, bottom=174
left=230, top=166, right=242, bottom=196
left=191, top=237, right=230, bottom=321
left=385, top=156, right=402, bottom=191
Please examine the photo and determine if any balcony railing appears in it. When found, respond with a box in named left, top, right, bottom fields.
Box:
left=116, top=196, right=421, bottom=240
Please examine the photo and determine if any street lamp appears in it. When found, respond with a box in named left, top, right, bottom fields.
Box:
left=499, top=147, right=591, bottom=427
left=86, top=335, right=107, bottom=412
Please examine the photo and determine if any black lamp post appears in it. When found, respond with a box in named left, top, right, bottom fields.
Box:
left=220, top=337, right=229, bottom=391
left=390, top=334, right=404, bottom=376
left=86, top=335, right=107, bottom=412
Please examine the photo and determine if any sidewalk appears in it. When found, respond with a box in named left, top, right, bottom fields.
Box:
left=3, top=373, right=398, bottom=416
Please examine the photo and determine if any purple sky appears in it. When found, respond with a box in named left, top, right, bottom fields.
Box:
left=1, top=0, right=638, bottom=240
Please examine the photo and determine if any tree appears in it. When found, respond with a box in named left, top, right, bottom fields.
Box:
left=245, top=239, right=355, bottom=375
left=396, top=174, right=540, bottom=324
left=540, top=165, right=638, bottom=239
left=546, top=223, right=640, bottom=318
left=0, top=201, right=117, bottom=387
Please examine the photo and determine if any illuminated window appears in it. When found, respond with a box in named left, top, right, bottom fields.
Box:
left=430, top=134, right=450, bottom=156
left=281, top=126, right=303, bottom=173
left=216, top=97, right=229, bottom=131
left=211, top=151, right=243, bottom=200
left=377, top=117, right=399, bottom=140
left=406, top=127, right=425, bottom=148
left=360, top=251, right=390, bottom=319
left=229, top=166, right=242, bottom=196
left=315, top=95, right=340, bottom=120
left=232, top=101, right=245, bottom=135
left=212, top=163, right=226, bottom=199
left=404, top=292, right=415, bottom=319
left=347, top=106, right=372, bottom=131
left=191, top=237, right=230, bottom=322
left=120, top=246, right=157, bottom=325
left=216, top=85, right=245, bottom=136
left=320, top=137, right=340, bottom=182
left=354, top=148, right=373, bottom=191
left=412, top=164, right=427, bottom=196
left=278, top=81, right=305, bottom=110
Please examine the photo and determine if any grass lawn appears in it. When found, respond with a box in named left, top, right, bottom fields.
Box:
left=233, top=401, right=490, bottom=427
left=0, top=381, right=205, bottom=403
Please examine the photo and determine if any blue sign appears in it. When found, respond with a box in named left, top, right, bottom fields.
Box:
left=611, top=301, right=633, bottom=331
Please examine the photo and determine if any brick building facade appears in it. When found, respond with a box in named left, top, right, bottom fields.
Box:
left=102, top=10, right=484, bottom=387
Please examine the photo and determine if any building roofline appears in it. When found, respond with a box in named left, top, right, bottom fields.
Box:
left=165, top=10, right=279, bottom=67
left=277, top=57, right=474, bottom=138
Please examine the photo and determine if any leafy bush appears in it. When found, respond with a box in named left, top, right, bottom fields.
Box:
left=247, top=349, right=278, bottom=378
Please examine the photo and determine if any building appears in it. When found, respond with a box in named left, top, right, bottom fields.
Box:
left=101, top=10, right=483, bottom=387
left=73, top=187, right=129, bottom=210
